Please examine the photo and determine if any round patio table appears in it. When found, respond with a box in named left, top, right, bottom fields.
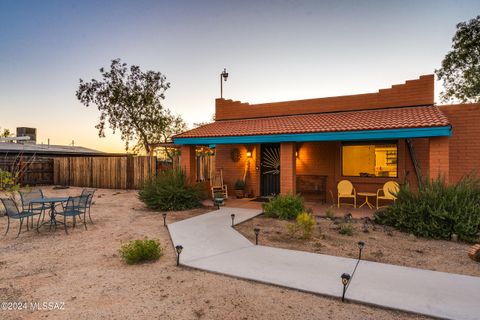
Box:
left=30, top=197, right=69, bottom=230
left=357, top=192, right=376, bottom=209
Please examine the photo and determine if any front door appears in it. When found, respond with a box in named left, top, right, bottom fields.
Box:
left=260, top=144, right=280, bottom=196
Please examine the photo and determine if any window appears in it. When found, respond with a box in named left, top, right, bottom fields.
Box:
left=342, top=142, right=398, bottom=178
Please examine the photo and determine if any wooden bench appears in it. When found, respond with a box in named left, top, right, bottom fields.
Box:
left=296, top=175, right=327, bottom=203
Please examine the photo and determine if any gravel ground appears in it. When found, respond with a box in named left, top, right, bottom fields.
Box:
left=235, top=214, right=480, bottom=277
left=0, top=187, right=431, bottom=320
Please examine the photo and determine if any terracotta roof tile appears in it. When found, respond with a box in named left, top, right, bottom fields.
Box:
left=174, top=106, right=450, bottom=139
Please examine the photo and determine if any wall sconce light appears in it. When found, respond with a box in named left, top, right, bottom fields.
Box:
left=246, top=151, right=252, bottom=158
left=295, top=151, right=299, bottom=157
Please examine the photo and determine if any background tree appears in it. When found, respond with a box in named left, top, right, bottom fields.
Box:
left=436, top=15, right=480, bottom=103
left=76, top=59, right=186, bottom=154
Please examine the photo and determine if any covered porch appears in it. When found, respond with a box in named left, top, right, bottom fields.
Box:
left=173, top=106, right=452, bottom=208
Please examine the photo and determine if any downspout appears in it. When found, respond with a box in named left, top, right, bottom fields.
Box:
left=406, top=139, right=423, bottom=187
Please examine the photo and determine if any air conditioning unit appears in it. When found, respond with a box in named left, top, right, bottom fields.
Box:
left=16, top=127, right=36, bottom=144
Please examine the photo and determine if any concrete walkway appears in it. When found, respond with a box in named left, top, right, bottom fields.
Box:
left=168, top=207, right=480, bottom=320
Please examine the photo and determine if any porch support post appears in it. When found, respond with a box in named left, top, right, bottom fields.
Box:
left=180, top=145, right=196, bottom=184
left=429, top=136, right=449, bottom=184
left=280, top=142, right=296, bottom=195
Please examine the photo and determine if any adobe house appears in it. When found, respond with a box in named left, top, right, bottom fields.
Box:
left=173, top=75, right=480, bottom=201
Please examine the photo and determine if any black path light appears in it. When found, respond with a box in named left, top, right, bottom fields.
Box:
left=357, top=241, right=365, bottom=260
left=175, top=245, right=183, bottom=266
left=254, top=227, right=260, bottom=245
left=341, top=273, right=351, bottom=302
left=231, top=214, right=235, bottom=227
left=162, top=212, right=167, bottom=227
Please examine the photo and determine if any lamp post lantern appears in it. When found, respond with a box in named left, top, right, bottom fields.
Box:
left=231, top=214, right=235, bottom=227
left=220, top=68, right=228, bottom=98
left=341, top=273, right=351, bottom=302
left=175, top=245, right=183, bottom=266
left=254, top=227, right=260, bottom=245
left=162, top=212, right=167, bottom=227
left=357, top=241, right=365, bottom=260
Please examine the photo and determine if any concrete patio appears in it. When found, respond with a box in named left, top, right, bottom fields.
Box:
left=168, top=207, right=480, bottom=320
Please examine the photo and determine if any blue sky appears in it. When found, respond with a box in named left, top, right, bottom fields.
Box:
left=0, top=0, right=479, bottom=152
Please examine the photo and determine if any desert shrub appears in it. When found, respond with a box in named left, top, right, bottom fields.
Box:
left=287, top=212, right=317, bottom=239
left=119, top=239, right=162, bottom=264
left=339, top=223, right=354, bottom=236
left=139, top=169, right=203, bottom=211
left=375, top=176, right=480, bottom=242
left=263, top=194, right=305, bottom=219
left=325, top=208, right=336, bottom=220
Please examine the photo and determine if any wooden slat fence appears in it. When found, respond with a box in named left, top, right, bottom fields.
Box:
left=0, top=156, right=54, bottom=186
left=54, top=156, right=156, bottom=189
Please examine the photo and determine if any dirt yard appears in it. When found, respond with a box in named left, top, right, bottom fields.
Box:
left=235, top=214, right=480, bottom=277
left=0, top=187, right=432, bottom=320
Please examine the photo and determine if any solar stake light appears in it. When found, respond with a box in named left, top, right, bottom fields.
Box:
left=357, top=240, right=365, bottom=260
left=231, top=213, right=235, bottom=227
left=175, top=245, right=183, bottom=266
left=162, top=212, right=167, bottom=227
left=254, top=227, right=260, bottom=245
left=341, top=273, right=351, bottom=302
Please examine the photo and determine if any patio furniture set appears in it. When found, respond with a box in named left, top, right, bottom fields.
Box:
left=337, top=180, right=399, bottom=209
left=1, top=188, right=96, bottom=237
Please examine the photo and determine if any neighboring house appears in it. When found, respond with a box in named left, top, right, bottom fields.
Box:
left=173, top=75, right=480, bottom=200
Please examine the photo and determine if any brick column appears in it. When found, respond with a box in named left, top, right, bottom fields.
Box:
left=429, top=136, right=449, bottom=184
left=280, top=142, right=296, bottom=195
left=180, top=145, right=196, bottom=184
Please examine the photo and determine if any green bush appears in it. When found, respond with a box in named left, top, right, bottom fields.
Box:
left=234, top=179, right=245, bottom=190
left=263, top=194, right=305, bottom=219
left=339, top=223, right=354, bottom=236
left=288, top=212, right=317, bottom=239
left=119, top=239, right=163, bottom=264
left=325, top=208, right=336, bottom=220
left=139, top=170, right=203, bottom=211
left=375, top=176, right=480, bottom=242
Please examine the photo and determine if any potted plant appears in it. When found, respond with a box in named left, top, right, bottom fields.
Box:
left=234, top=179, right=246, bottom=198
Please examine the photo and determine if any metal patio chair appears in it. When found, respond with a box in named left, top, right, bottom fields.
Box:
left=57, top=194, right=90, bottom=234
left=1, top=198, right=37, bottom=238
left=337, top=180, right=357, bottom=208
left=376, top=181, right=400, bottom=209
left=19, top=189, right=46, bottom=229
left=80, top=188, right=96, bottom=224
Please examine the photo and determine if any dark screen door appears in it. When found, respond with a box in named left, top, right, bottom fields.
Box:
left=260, top=144, right=280, bottom=196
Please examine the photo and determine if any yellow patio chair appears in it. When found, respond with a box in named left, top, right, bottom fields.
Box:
left=211, top=169, right=228, bottom=199
left=376, top=181, right=399, bottom=209
left=337, top=180, right=356, bottom=208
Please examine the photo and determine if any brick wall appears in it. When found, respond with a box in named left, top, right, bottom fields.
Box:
left=429, top=136, right=450, bottom=183
left=440, top=103, right=480, bottom=183
left=216, top=75, right=434, bottom=120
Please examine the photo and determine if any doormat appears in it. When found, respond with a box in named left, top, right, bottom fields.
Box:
left=250, top=197, right=273, bottom=202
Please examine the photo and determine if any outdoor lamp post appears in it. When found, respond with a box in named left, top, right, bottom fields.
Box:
left=220, top=68, right=228, bottom=98
left=231, top=214, right=235, bottom=227
left=254, top=227, right=260, bottom=245
left=162, top=212, right=167, bottom=227
left=175, top=245, right=183, bottom=266
left=357, top=240, right=365, bottom=260
left=341, top=273, right=351, bottom=302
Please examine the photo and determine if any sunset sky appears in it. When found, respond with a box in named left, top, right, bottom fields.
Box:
left=1, top=0, right=479, bottom=153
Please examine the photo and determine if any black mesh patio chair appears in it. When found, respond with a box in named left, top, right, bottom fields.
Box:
left=80, top=188, right=96, bottom=224
left=1, top=198, right=37, bottom=238
left=19, top=189, right=46, bottom=228
left=57, top=195, right=90, bottom=234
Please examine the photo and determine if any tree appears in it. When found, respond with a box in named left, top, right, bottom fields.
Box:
left=0, top=128, right=11, bottom=137
left=76, top=59, right=186, bottom=154
left=436, top=16, right=480, bottom=103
